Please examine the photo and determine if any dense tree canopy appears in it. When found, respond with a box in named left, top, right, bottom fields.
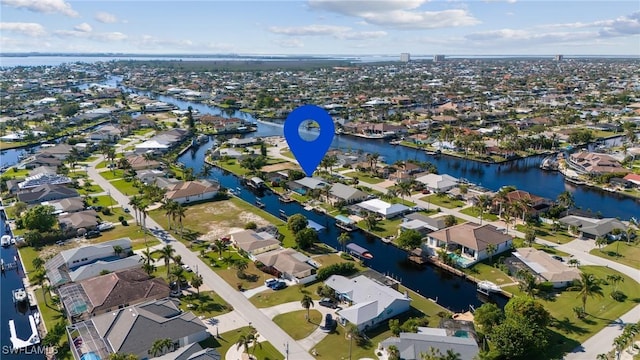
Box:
left=287, top=213, right=308, bottom=234
left=295, top=228, right=317, bottom=249
left=23, top=205, right=57, bottom=232
left=396, top=229, right=423, bottom=250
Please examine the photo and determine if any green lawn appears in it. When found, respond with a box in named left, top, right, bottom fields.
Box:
left=343, top=171, right=386, bottom=184
left=96, top=160, right=108, bottom=169
left=461, top=260, right=514, bottom=285
left=99, top=169, right=126, bottom=180
left=421, top=194, right=466, bottom=209
left=504, top=265, right=640, bottom=357
left=215, top=159, right=251, bottom=177
left=358, top=217, right=403, bottom=238
left=77, top=183, right=104, bottom=195
left=201, top=250, right=271, bottom=291
left=512, top=237, right=570, bottom=257
left=96, top=206, right=133, bottom=224
left=177, top=291, right=232, bottom=318
left=88, top=194, right=117, bottom=208
left=313, top=318, right=395, bottom=359
left=249, top=282, right=322, bottom=308
left=515, top=223, right=576, bottom=244
left=590, top=241, right=640, bottom=270
left=110, top=178, right=141, bottom=196
left=273, top=310, right=322, bottom=340
left=35, top=289, right=72, bottom=359
left=2, top=168, right=29, bottom=179
left=460, top=206, right=499, bottom=221
left=203, top=326, right=283, bottom=360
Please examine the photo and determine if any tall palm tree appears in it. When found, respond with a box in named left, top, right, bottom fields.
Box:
left=397, top=181, right=412, bottom=204
left=32, top=257, right=45, bottom=272
left=476, top=194, right=491, bottom=225
left=212, top=239, right=227, bottom=260
left=139, top=246, right=153, bottom=267
left=129, top=196, right=142, bottom=226
left=148, top=338, right=174, bottom=357
left=301, top=294, right=314, bottom=320
left=171, top=267, right=187, bottom=294
left=485, top=243, right=497, bottom=263
left=595, top=236, right=608, bottom=250
left=233, top=259, right=249, bottom=277
left=174, top=203, right=186, bottom=236
left=191, top=273, right=203, bottom=297
left=557, top=190, right=576, bottom=209
left=154, top=245, right=176, bottom=278
left=161, top=199, right=179, bottom=230
left=236, top=331, right=262, bottom=355
left=606, top=274, right=624, bottom=292
left=200, top=164, right=213, bottom=178
left=338, top=232, right=351, bottom=252
left=576, top=273, right=604, bottom=313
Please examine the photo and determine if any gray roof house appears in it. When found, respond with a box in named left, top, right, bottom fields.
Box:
left=67, top=298, right=209, bottom=360
left=42, top=196, right=86, bottom=214
left=294, top=177, right=329, bottom=191
left=400, top=213, right=446, bottom=235
left=559, top=215, right=626, bottom=239
left=328, top=183, right=368, bottom=204
left=325, top=274, right=411, bottom=331
left=45, top=238, right=139, bottom=287
left=17, top=184, right=79, bottom=204
left=514, top=248, right=581, bottom=288
left=152, top=343, right=221, bottom=360
left=380, top=329, right=479, bottom=360
left=58, top=210, right=99, bottom=231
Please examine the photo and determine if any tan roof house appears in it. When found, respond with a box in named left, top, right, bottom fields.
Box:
left=566, top=151, right=629, bottom=175
left=165, top=180, right=220, bottom=204
left=59, top=210, right=99, bottom=231
left=230, top=230, right=280, bottom=257
left=514, top=248, right=581, bottom=288
left=255, top=248, right=317, bottom=284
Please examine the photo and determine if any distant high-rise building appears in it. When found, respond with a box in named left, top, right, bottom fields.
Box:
left=400, top=53, right=410, bottom=62
left=555, top=55, right=564, bottom=61
left=433, top=55, right=446, bottom=62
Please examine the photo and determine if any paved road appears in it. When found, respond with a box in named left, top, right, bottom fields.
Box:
left=86, top=156, right=314, bottom=360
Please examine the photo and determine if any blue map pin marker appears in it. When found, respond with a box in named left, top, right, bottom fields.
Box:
left=284, top=105, right=335, bottom=177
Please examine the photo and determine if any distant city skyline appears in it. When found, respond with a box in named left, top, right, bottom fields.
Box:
left=1, top=0, right=639, bottom=56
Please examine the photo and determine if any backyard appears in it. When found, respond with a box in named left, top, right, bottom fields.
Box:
left=515, top=223, right=576, bottom=244
left=273, top=310, right=322, bottom=340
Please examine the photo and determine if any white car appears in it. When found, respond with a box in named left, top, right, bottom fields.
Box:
left=181, top=264, right=192, bottom=272
left=97, top=223, right=115, bottom=231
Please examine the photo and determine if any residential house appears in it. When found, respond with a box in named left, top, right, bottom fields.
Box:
left=400, top=213, right=446, bottom=236
left=40, top=143, right=75, bottom=160
left=424, top=223, right=513, bottom=268
left=255, top=248, right=317, bottom=284
left=151, top=344, right=221, bottom=360
left=380, top=329, right=479, bottom=360
left=230, top=230, right=281, bottom=257
left=500, top=190, right=552, bottom=217
left=18, top=172, right=73, bottom=190
left=42, top=197, right=86, bottom=214
left=227, top=137, right=258, bottom=147
left=566, top=151, right=629, bottom=175
left=126, top=154, right=162, bottom=170
left=88, top=124, right=123, bottom=142
left=25, top=153, right=64, bottom=169
left=164, top=180, right=220, bottom=204
left=327, top=183, right=368, bottom=205
left=136, top=169, right=166, bottom=185
left=415, top=173, right=458, bottom=193
left=325, top=274, right=411, bottom=331
left=67, top=298, right=209, bottom=360
left=559, top=215, right=626, bottom=240
left=290, top=177, right=329, bottom=195
left=58, top=268, right=171, bottom=322
left=58, top=210, right=99, bottom=232
left=17, top=184, right=79, bottom=204
left=45, top=238, right=140, bottom=287
left=623, top=173, right=640, bottom=188
left=356, top=199, right=410, bottom=219
left=513, top=248, right=581, bottom=288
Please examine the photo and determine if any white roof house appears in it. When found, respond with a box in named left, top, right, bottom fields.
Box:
left=325, top=275, right=411, bottom=331
left=356, top=199, right=410, bottom=219
left=135, top=140, right=170, bottom=153
left=415, top=173, right=458, bottom=192
left=514, top=248, right=581, bottom=288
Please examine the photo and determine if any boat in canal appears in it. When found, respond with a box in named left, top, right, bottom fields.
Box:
left=335, top=215, right=357, bottom=232
left=477, top=280, right=501, bottom=296
left=346, top=243, right=374, bottom=259
left=255, top=199, right=265, bottom=208
left=12, top=288, right=27, bottom=303
left=1, top=234, right=11, bottom=247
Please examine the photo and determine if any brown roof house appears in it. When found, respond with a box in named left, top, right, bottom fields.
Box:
left=424, top=223, right=512, bottom=268
left=566, top=151, right=629, bottom=176
left=125, top=154, right=162, bottom=170
left=58, top=268, right=171, bottom=322
left=165, top=180, right=220, bottom=204
left=255, top=248, right=317, bottom=284
left=230, top=229, right=280, bottom=257
left=59, top=210, right=99, bottom=233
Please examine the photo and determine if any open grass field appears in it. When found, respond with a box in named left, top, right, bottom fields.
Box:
left=110, top=178, right=141, bottom=196
left=273, top=310, right=322, bottom=340
left=421, top=194, right=466, bottom=209
left=250, top=282, right=322, bottom=308
left=343, top=170, right=385, bottom=184
left=460, top=206, right=499, bottom=221
left=590, top=241, right=640, bottom=270
left=202, top=326, right=283, bottom=360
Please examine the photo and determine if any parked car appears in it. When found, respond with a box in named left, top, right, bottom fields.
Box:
left=170, top=289, right=182, bottom=297
left=319, top=298, right=338, bottom=309
left=552, top=255, right=564, bottom=262
left=264, top=278, right=278, bottom=287
left=124, top=208, right=130, bottom=213
left=181, top=264, right=192, bottom=272
left=271, top=281, right=287, bottom=290
left=97, top=223, right=114, bottom=231
left=84, top=230, right=101, bottom=239
left=321, top=313, right=337, bottom=333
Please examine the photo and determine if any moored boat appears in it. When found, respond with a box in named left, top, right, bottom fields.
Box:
left=346, top=243, right=373, bottom=259
left=1, top=234, right=11, bottom=247
left=12, top=288, right=27, bottom=303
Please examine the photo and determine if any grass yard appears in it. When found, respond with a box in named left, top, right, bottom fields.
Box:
left=99, top=169, right=126, bottom=180
left=88, top=194, right=117, bottom=208
left=590, top=241, right=640, bottom=270
left=461, top=260, right=514, bottom=285
left=215, top=159, right=251, bottom=177
left=201, top=250, right=271, bottom=291
left=110, top=178, right=141, bottom=196
left=504, top=265, right=639, bottom=358
left=177, top=291, right=232, bottom=318
left=515, top=223, right=576, bottom=245
left=512, top=237, right=570, bottom=257
left=77, top=183, right=104, bottom=195
left=2, top=168, right=30, bottom=179
left=273, top=310, right=322, bottom=340
left=312, top=318, right=395, bottom=359
left=96, top=206, right=133, bottom=224
left=249, top=282, right=323, bottom=308
left=421, top=194, right=466, bottom=209
left=358, top=217, right=403, bottom=238
left=203, top=327, right=283, bottom=360
left=343, top=171, right=385, bottom=184
left=35, top=289, right=72, bottom=359
left=460, top=206, right=499, bottom=221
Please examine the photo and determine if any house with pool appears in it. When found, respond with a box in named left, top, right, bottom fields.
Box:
left=422, top=223, right=512, bottom=268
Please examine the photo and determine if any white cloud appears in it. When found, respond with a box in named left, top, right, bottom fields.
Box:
left=2, top=0, right=78, bottom=17
left=335, top=31, right=387, bottom=40
left=274, top=38, right=304, bottom=48
left=268, top=24, right=350, bottom=36
left=465, top=28, right=596, bottom=44
left=54, top=29, right=127, bottom=42
left=95, top=11, right=118, bottom=24
left=74, top=23, right=92, bottom=33
left=308, top=0, right=480, bottom=29
left=0, top=22, right=46, bottom=37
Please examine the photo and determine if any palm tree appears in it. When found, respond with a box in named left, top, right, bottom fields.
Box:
left=212, top=239, right=227, bottom=260
left=171, top=267, right=187, bottom=294
left=338, top=232, right=351, bottom=252
left=346, top=324, right=359, bottom=360
left=129, top=196, right=142, bottom=226
left=139, top=246, right=153, bottom=267
left=148, top=338, right=174, bottom=357
left=476, top=194, right=491, bottom=225
left=200, top=164, right=213, bottom=178
left=485, top=243, right=497, bottom=263
left=233, top=259, right=249, bottom=278
left=161, top=199, right=179, bottom=230
left=113, top=245, right=124, bottom=257
left=568, top=258, right=580, bottom=268
left=595, top=236, right=608, bottom=250
left=108, top=353, right=139, bottom=360
left=174, top=203, right=186, bottom=236
left=32, top=257, right=45, bottom=272
left=606, top=274, right=624, bottom=292
left=236, top=329, right=261, bottom=355
left=191, top=273, right=203, bottom=297
left=557, top=190, right=576, bottom=209
left=154, top=245, right=176, bottom=278
left=397, top=181, right=412, bottom=204
left=518, top=270, right=537, bottom=298
left=365, top=213, right=378, bottom=231
left=301, top=294, right=314, bottom=320
left=576, top=273, right=604, bottom=313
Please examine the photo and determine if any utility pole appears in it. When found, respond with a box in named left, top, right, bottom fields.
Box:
left=284, top=342, right=289, bottom=360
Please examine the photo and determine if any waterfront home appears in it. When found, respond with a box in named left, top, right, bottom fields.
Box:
left=24, top=153, right=64, bottom=169
left=125, top=154, right=162, bottom=170
left=164, top=180, right=220, bottom=204
left=227, top=137, right=258, bottom=147
left=58, top=210, right=99, bottom=233
left=43, top=197, right=85, bottom=214
left=18, top=172, right=72, bottom=190
left=424, top=223, right=513, bottom=268
left=327, top=183, right=368, bottom=205
left=151, top=344, right=221, bottom=360
left=355, top=199, right=410, bottom=219
left=45, top=238, right=140, bottom=287
left=135, top=128, right=189, bottom=154
left=497, top=190, right=552, bottom=217
left=325, top=274, right=411, bottom=331
left=400, top=213, right=446, bottom=236
left=559, top=215, right=626, bottom=240
left=17, top=184, right=79, bottom=204
left=134, top=139, right=170, bottom=154
left=288, top=177, right=329, bottom=195
left=408, top=133, right=431, bottom=145
left=135, top=169, right=166, bottom=185
left=58, top=268, right=170, bottom=322
left=67, top=298, right=208, bottom=360
left=230, top=230, right=281, bottom=257
left=415, top=173, right=459, bottom=193
left=40, top=143, right=75, bottom=160
left=255, top=248, right=317, bottom=284
left=87, top=124, right=122, bottom=142
left=513, top=248, right=580, bottom=288
left=623, top=173, right=640, bottom=188
left=380, top=328, right=479, bottom=360
left=566, top=151, right=629, bottom=175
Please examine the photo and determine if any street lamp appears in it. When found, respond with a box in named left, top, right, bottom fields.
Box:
left=284, top=342, right=289, bottom=360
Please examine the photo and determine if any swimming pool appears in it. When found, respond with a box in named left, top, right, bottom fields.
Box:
left=448, top=253, right=474, bottom=267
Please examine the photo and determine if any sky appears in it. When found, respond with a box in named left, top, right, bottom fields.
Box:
left=1, top=0, right=639, bottom=56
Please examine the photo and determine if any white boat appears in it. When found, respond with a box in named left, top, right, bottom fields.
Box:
left=33, top=312, right=41, bottom=325
left=477, top=281, right=501, bottom=295
left=27, top=292, right=36, bottom=308
left=12, top=288, right=27, bottom=303
left=1, top=234, right=11, bottom=247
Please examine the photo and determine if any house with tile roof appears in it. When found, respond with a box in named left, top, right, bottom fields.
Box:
left=230, top=230, right=281, bottom=257
left=559, top=215, right=626, bottom=240
left=165, top=180, right=220, bottom=204
left=513, top=248, right=581, bottom=288
left=255, top=248, right=317, bottom=284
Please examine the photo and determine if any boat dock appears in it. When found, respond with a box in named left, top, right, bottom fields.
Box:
left=8, top=315, right=40, bottom=350
left=346, top=243, right=373, bottom=260
left=335, top=215, right=357, bottom=232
